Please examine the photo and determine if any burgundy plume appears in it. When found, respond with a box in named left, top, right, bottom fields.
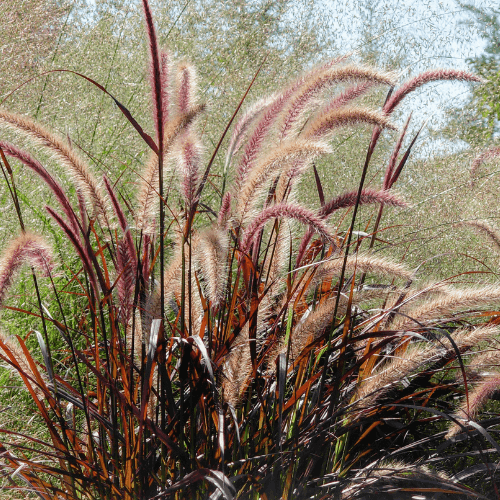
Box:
left=218, top=192, right=232, bottom=228
left=0, top=141, right=80, bottom=235
left=142, top=0, right=164, bottom=147
left=241, top=203, right=332, bottom=254
left=160, top=51, right=170, bottom=126
left=77, top=190, right=89, bottom=235
left=179, top=138, right=201, bottom=206
left=383, top=113, right=412, bottom=190
left=384, top=69, right=483, bottom=115
left=235, top=68, right=320, bottom=186
left=226, top=99, right=269, bottom=170
left=295, top=189, right=406, bottom=267
left=46, top=206, right=97, bottom=290
left=177, top=64, right=194, bottom=115
left=103, top=176, right=137, bottom=270
left=321, top=188, right=406, bottom=219
left=279, top=69, right=388, bottom=140
left=236, top=92, right=291, bottom=185
left=324, top=82, right=374, bottom=113
left=116, top=238, right=135, bottom=322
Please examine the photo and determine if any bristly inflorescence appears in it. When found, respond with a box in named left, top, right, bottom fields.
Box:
left=0, top=1, right=495, bottom=497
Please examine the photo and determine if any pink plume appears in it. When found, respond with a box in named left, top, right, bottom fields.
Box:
left=384, top=69, right=483, bottom=114
left=160, top=51, right=170, bottom=126
left=179, top=137, right=201, bottom=206
left=322, top=82, right=374, bottom=113
left=320, top=189, right=406, bottom=219
left=0, top=233, right=53, bottom=306
left=241, top=203, right=332, bottom=254
left=218, top=192, right=232, bottom=228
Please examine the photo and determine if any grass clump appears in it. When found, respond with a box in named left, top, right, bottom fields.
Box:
left=0, top=1, right=499, bottom=499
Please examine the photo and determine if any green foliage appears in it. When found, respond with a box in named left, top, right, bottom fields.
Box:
left=445, top=3, right=500, bottom=146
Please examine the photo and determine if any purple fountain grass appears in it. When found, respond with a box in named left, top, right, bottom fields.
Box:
left=76, top=190, right=89, bottom=235
left=103, top=176, right=137, bottom=271
left=135, top=153, right=159, bottom=234
left=235, top=90, right=295, bottom=188
left=235, top=139, right=331, bottom=219
left=142, top=0, right=167, bottom=328
left=303, top=106, right=396, bottom=139
left=278, top=65, right=396, bottom=140
left=45, top=206, right=97, bottom=291
left=0, top=3, right=493, bottom=493
left=232, top=60, right=340, bottom=187
left=195, top=227, right=228, bottom=310
left=176, top=63, right=197, bottom=115
left=163, top=103, right=205, bottom=150
left=466, top=349, right=500, bottom=380
left=116, top=238, right=136, bottom=322
left=0, top=141, right=80, bottom=235
left=145, top=234, right=185, bottom=326
left=311, top=253, right=412, bottom=287
left=0, top=110, right=110, bottom=224
left=321, top=81, right=375, bottom=113
left=240, top=202, right=333, bottom=254
left=320, top=188, right=406, bottom=218
left=383, top=69, right=484, bottom=115
left=391, top=285, right=500, bottom=330
left=273, top=158, right=311, bottom=203
left=135, top=105, right=205, bottom=233
left=360, top=69, right=485, bottom=158
left=355, top=326, right=500, bottom=410
left=160, top=50, right=170, bottom=126
left=383, top=113, right=412, bottom=190
left=233, top=60, right=388, bottom=187
left=142, top=0, right=163, bottom=148
left=266, top=299, right=338, bottom=370
left=218, top=192, right=231, bottom=229
left=0, top=233, right=53, bottom=306
left=225, top=97, right=271, bottom=171
left=295, top=189, right=406, bottom=267
left=460, top=220, right=500, bottom=254
left=447, top=372, right=500, bottom=438
left=177, top=133, right=202, bottom=207
left=342, top=461, right=465, bottom=500
left=222, top=324, right=251, bottom=407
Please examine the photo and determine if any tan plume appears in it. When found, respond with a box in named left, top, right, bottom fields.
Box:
left=0, top=109, right=109, bottom=224
left=136, top=105, right=205, bottom=233
left=235, top=139, right=331, bottom=220
left=446, top=371, right=500, bottom=439
left=303, top=106, right=396, bottom=140
left=460, top=220, right=500, bottom=254
left=356, top=326, right=499, bottom=409
left=279, top=64, right=396, bottom=140
left=222, top=324, right=252, bottom=407
left=310, top=254, right=411, bottom=292
left=391, top=286, right=500, bottom=330
left=195, top=227, right=228, bottom=310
